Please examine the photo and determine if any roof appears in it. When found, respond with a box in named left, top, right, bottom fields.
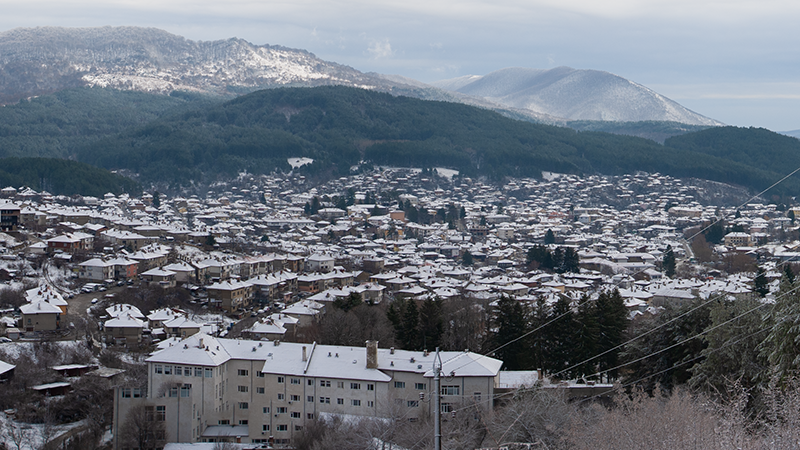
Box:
left=0, top=360, right=14, bottom=376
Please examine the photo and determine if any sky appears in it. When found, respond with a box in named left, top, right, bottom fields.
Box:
left=1, top=0, right=799, bottom=131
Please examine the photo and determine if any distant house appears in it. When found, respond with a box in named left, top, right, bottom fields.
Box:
left=207, top=279, right=253, bottom=312
left=306, top=254, right=334, bottom=273
left=20, top=301, right=62, bottom=331
left=0, top=359, right=15, bottom=382
left=140, top=267, right=177, bottom=288
left=104, top=314, right=146, bottom=346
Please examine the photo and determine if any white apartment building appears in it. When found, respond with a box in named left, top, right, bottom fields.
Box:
left=112, top=333, right=502, bottom=448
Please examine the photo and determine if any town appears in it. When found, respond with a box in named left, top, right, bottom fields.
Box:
left=0, top=165, right=794, bottom=449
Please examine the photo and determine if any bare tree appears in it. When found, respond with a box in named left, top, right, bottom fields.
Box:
left=3, top=420, right=32, bottom=450
left=118, top=404, right=166, bottom=450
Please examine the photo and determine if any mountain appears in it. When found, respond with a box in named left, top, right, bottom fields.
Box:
left=431, top=67, right=722, bottom=126
left=779, top=130, right=800, bottom=139
left=0, top=157, right=139, bottom=196
left=0, top=26, right=419, bottom=104
left=71, top=85, right=798, bottom=195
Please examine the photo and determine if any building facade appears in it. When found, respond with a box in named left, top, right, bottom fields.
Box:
left=112, top=334, right=501, bottom=448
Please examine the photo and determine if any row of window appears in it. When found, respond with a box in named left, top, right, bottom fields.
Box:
left=237, top=385, right=266, bottom=394
left=154, top=364, right=212, bottom=378
left=393, top=381, right=428, bottom=390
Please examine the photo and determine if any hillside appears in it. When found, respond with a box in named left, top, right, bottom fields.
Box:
left=0, top=87, right=215, bottom=159
left=432, top=67, right=722, bottom=126
left=71, top=85, right=798, bottom=194
left=0, top=158, right=139, bottom=196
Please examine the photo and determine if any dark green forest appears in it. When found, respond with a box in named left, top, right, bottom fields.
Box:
left=0, top=158, right=139, bottom=196
left=2, top=86, right=800, bottom=194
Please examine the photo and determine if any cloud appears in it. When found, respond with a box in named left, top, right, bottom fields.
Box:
left=367, top=39, right=393, bottom=59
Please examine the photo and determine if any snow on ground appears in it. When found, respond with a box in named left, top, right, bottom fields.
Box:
left=0, top=412, right=87, bottom=450
left=434, top=168, right=459, bottom=179
left=0, top=340, right=87, bottom=363
left=288, top=157, right=314, bottom=169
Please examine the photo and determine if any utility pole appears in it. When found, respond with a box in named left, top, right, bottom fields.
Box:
left=434, top=347, right=442, bottom=450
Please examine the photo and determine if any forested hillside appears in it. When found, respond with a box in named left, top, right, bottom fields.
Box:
left=72, top=86, right=800, bottom=193
left=1, top=86, right=799, bottom=195
left=0, top=158, right=139, bottom=196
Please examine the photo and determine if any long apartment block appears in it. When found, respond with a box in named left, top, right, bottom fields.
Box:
left=112, top=333, right=502, bottom=448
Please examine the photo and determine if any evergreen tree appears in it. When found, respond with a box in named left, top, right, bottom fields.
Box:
left=543, top=297, right=577, bottom=377
left=784, top=264, right=795, bottom=285
left=493, top=296, right=531, bottom=370
left=152, top=191, right=160, bottom=208
left=662, top=245, right=676, bottom=278
left=573, top=296, right=600, bottom=378
left=690, top=297, right=769, bottom=399
left=594, top=290, right=628, bottom=378
left=401, top=299, right=421, bottom=350
left=762, top=280, right=800, bottom=383
left=462, top=250, right=473, bottom=266
left=418, top=298, right=443, bottom=350
left=754, top=267, right=769, bottom=297
left=333, top=292, right=362, bottom=312
left=544, top=229, right=556, bottom=244
left=561, top=247, right=580, bottom=273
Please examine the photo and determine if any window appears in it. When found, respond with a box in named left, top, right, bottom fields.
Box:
left=295, top=425, right=303, bottom=431
left=155, top=405, right=166, bottom=421
left=204, top=368, right=213, bottom=378
left=337, top=398, right=344, bottom=405
left=367, top=383, right=374, bottom=391
left=337, top=381, right=344, bottom=388
left=121, top=388, right=131, bottom=398
left=441, top=386, right=460, bottom=396
left=307, top=396, right=314, bottom=402
left=307, top=413, right=315, bottom=420
left=262, top=424, right=270, bottom=432
left=277, top=376, right=284, bottom=383
left=218, top=420, right=230, bottom=425
left=276, top=407, right=287, bottom=414
left=394, top=381, right=405, bottom=389
left=415, top=383, right=426, bottom=390
left=181, top=386, right=191, bottom=397
left=474, top=392, right=482, bottom=401
left=175, top=366, right=182, bottom=376
left=256, top=387, right=265, bottom=394
left=155, top=365, right=163, bottom=374
left=441, top=403, right=453, bottom=413
left=320, top=380, right=331, bottom=387
left=185, top=367, right=192, bottom=375
left=350, top=382, right=361, bottom=390
left=256, top=371, right=265, bottom=378
left=407, top=400, right=419, bottom=407
left=291, top=378, right=300, bottom=385
left=367, top=401, right=374, bottom=407
left=238, top=420, right=248, bottom=425
left=164, top=365, right=172, bottom=375
left=277, top=393, right=285, bottom=400
left=291, top=412, right=301, bottom=418
left=276, top=425, right=288, bottom=432
left=308, top=379, right=314, bottom=386
left=195, top=367, right=203, bottom=377
left=168, top=387, right=178, bottom=398
left=238, top=369, right=249, bottom=376
left=263, top=407, right=270, bottom=414
left=238, top=402, right=249, bottom=410
left=238, top=385, right=249, bottom=393
left=290, top=395, right=300, bottom=402
left=132, top=388, right=142, bottom=398
left=351, top=399, right=361, bottom=406
left=319, top=397, right=330, bottom=404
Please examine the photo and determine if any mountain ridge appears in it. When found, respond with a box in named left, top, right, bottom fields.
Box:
left=432, top=67, right=722, bottom=126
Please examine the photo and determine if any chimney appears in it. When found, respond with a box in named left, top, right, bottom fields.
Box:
left=366, top=340, right=378, bottom=369
left=198, top=338, right=204, bottom=348
left=302, top=346, right=307, bottom=362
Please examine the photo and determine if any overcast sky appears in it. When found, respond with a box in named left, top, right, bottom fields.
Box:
left=1, top=0, right=798, bottom=131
